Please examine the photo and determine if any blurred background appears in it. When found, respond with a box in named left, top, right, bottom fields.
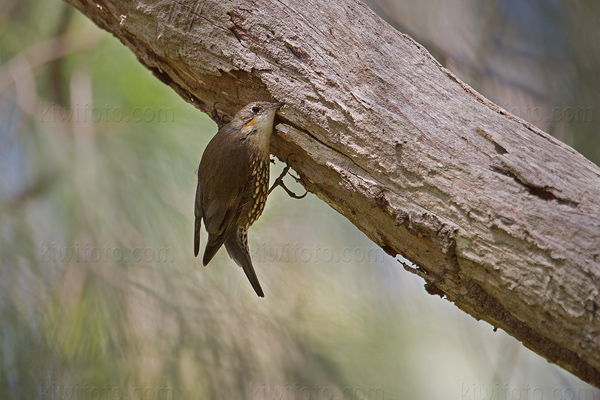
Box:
left=1, top=0, right=599, bottom=399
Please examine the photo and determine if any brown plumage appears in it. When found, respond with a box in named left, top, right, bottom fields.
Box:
left=194, top=101, right=284, bottom=297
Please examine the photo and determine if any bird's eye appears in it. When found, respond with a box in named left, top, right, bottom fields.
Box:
left=251, top=106, right=260, bottom=113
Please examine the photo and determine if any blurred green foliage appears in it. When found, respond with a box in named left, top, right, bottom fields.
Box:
left=0, top=1, right=598, bottom=399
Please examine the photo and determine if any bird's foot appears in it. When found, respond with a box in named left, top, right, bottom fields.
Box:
left=211, top=103, right=231, bottom=130
left=268, top=154, right=308, bottom=199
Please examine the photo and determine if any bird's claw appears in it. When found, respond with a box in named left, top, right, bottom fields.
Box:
left=211, top=103, right=231, bottom=130
left=268, top=154, right=308, bottom=199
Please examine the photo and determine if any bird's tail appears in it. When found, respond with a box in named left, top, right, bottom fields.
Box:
left=194, top=184, right=202, bottom=257
left=225, top=227, right=264, bottom=297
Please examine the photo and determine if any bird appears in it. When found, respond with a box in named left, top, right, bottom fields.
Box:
left=194, top=101, right=285, bottom=297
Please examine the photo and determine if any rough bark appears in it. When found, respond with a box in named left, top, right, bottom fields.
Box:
left=65, top=0, right=600, bottom=387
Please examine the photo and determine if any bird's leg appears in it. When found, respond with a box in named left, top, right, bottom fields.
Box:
left=268, top=155, right=308, bottom=199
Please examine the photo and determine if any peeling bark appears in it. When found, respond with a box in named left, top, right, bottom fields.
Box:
left=65, top=0, right=600, bottom=387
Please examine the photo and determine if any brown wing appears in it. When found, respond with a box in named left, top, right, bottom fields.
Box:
left=195, top=125, right=250, bottom=265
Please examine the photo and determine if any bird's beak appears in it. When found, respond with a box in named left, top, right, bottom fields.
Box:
left=271, top=102, right=285, bottom=109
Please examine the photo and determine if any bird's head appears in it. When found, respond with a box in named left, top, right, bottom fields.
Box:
left=232, top=101, right=285, bottom=140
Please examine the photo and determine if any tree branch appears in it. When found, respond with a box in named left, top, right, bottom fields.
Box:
left=65, top=0, right=600, bottom=387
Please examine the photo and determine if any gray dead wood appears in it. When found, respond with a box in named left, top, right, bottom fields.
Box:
left=65, top=0, right=600, bottom=387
